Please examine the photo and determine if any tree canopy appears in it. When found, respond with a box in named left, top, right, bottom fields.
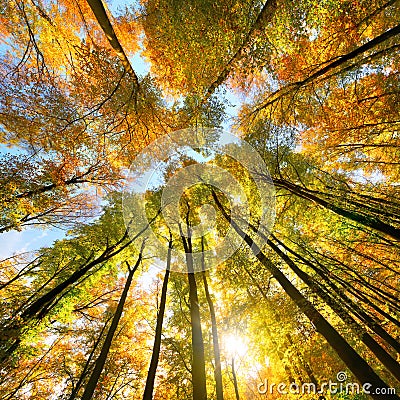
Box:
left=0, top=0, right=399, bottom=399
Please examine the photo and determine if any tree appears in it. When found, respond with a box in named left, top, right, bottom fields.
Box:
left=1, top=0, right=400, bottom=398
left=202, top=263, right=224, bottom=400
left=142, top=234, right=172, bottom=400
left=180, top=218, right=208, bottom=400
left=81, top=254, right=142, bottom=400
left=211, top=188, right=399, bottom=399
left=140, top=0, right=265, bottom=96
left=0, top=196, right=157, bottom=363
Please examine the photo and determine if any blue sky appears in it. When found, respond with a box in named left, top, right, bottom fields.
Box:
left=0, top=1, right=242, bottom=261
left=0, top=2, right=150, bottom=260
left=0, top=228, right=66, bottom=259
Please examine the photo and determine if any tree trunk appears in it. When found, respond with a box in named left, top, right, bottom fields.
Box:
left=211, top=190, right=399, bottom=399
left=202, top=257, right=224, bottom=400
left=68, top=315, right=112, bottom=400
left=86, top=0, right=139, bottom=87
left=266, top=237, right=400, bottom=382
left=180, top=224, right=207, bottom=400
left=253, top=23, right=400, bottom=113
left=272, top=178, right=400, bottom=240
left=272, top=234, right=400, bottom=353
left=143, top=235, right=172, bottom=400
left=21, top=236, right=130, bottom=321
left=203, top=0, right=277, bottom=101
left=81, top=256, right=141, bottom=400
left=0, top=214, right=156, bottom=364
left=20, top=213, right=158, bottom=322
left=231, top=357, right=240, bottom=400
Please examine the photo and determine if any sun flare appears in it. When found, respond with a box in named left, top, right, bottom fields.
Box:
left=224, top=334, right=248, bottom=358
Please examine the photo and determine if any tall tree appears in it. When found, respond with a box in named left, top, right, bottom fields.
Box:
left=180, top=220, right=208, bottom=400
left=201, top=243, right=224, bottom=400
left=81, top=255, right=142, bottom=400
left=212, top=188, right=399, bottom=399
left=142, top=233, right=172, bottom=400
left=1, top=0, right=400, bottom=398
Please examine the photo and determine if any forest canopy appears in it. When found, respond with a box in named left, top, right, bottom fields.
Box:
left=0, top=0, right=399, bottom=399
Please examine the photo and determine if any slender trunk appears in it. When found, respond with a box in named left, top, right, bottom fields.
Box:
left=21, top=213, right=158, bottom=322
left=0, top=258, right=42, bottom=291
left=86, top=0, right=139, bottom=87
left=272, top=234, right=400, bottom=353
left=20, top=238, right=129, bottom=321
left=312, top=245, right=400, bottom=307
left=243, top=219, right=400, bottom=381
left=334, top=273, right=400, bottom=328
left=266, top=238, right=400, bottom=382
left=0, top=339, right=20, bottom=365
left=11, top=260, right=74, bottom=318
left=0, top=214, right=156, bottom=364
left=3, top=337, right=62, bottom=400
left=187, top=260, right=207, bottom=400
left=68, top=315, right=112, bottom=400
left=272, top=178, right=400, bottom=240
left=211, top=190, right=399, bottom=399
left=143, top=235, right=172, bottom=400
left=180, top=223, right=207, bottom=400
left=231, top=357, right=240, bottom=400
left=323, top=236, right=399, bottom=276
left=81, top=256, right=141, bottom=400
left=202, top=255, right=223, bottom=400
left=303, top=242, right=400, bottom=326
left=253, top=23, right=400, bottom=113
